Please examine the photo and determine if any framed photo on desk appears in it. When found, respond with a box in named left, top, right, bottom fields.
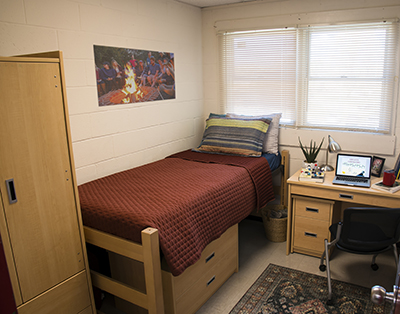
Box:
left=371, top=156, right=385, bottom=177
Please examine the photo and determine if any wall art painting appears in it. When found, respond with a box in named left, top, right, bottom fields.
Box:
left=94, top=45, right=175, bottom=106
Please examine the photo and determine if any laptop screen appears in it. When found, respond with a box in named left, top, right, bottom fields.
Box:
left=335, top=154, right=372, bottom=179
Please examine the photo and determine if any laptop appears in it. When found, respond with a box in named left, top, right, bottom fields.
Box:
left=332, top=153, right=372, bottom=188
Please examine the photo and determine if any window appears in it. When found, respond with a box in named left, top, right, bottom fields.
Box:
left=219, top=21, right=399, bottom=134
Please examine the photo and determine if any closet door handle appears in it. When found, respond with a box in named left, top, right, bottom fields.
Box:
left=5, top=179, right=17, bottom=204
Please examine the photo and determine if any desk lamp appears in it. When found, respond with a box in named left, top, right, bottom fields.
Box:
left=321, top=135, right=341, bottom=171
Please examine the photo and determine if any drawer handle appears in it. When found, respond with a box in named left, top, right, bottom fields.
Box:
left=304, top=232, right=317, bottom=238
left=305, top=207, right=319, bottom=213
left=205, top=252, right=215, bottom=263
left=207, top=276, right=216, bottom=286
left=339, top=194, right=353, bottom=200
left=6, top=179, right=17, bottom=204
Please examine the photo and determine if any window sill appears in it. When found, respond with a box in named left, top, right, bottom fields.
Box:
left=279, top=127, right=395, bottom=156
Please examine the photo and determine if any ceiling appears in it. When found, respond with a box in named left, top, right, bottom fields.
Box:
left=176, top=0, right=257, bottom=8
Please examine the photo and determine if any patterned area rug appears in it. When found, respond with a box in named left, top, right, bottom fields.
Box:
left=230, top=264, right=391, bottom=314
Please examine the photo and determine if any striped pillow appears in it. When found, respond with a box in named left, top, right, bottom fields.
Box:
left=194, top=117, right=271, bottom=157
left=227, top=113, right=281, bottom=154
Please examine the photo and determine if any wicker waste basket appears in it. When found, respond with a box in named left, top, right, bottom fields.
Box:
left=261, top=204, right=287, bottom=242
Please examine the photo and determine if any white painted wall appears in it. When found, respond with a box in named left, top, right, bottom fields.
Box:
left=2, top=0, right=399, bottom=183
left=0, top=0, right=204, bottom=184
left=202, top=0, right=400, bottom=176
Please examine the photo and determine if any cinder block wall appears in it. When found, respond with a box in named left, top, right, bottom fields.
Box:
left=0, top=0, right=204, bottom=184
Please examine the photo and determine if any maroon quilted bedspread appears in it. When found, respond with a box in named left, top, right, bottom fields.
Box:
left=78, top=150, right=274, bottom=276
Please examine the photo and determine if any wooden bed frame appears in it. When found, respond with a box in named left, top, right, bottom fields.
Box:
left=83, top=150, right=289, bottom=314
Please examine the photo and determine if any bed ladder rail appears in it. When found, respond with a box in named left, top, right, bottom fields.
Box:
left=84, top=226, right=164, bottom=314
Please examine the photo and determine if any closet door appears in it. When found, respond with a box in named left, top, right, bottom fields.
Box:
left=0, top=61, right=84, bottom=302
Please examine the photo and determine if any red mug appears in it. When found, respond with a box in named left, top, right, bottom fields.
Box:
left=382, top=170, right=396, bottom=186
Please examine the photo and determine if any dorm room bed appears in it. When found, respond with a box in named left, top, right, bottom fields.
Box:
left=78, top=148, right=289, bottom=314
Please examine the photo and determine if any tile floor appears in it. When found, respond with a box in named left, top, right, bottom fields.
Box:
left=99, top=218, right=398, bottom=314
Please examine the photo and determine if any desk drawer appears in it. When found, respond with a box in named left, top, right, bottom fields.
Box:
left=294, top=216, right=329, bottom=254
left=290, top=184, right=400, bottom=208
left=294, top=197, right=332, bottom=221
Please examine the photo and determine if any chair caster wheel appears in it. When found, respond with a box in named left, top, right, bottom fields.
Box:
left=326, top=299, right=334, bottom=306
left=319, top=265, right=326, bottom=272
left=371, top=263, right=379, bottom=271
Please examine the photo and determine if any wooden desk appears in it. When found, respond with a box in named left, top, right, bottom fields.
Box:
left=286, top=170, right=400, bottom=257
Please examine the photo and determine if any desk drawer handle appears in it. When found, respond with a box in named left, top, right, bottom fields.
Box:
left=339, top=194, right=353, bottom=200
left=306, top=207, right=319, bottom=213
left=304, top=232, right=317, bottom=238
left=205, top=252, right=215, bottom=263
left=207, top=276, right=216, bottom=286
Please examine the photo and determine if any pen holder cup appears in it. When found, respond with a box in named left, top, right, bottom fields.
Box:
left=383, top=170, right=396, bottom=187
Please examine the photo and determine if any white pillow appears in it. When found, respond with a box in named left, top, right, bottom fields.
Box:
left=226, top=113, right=281, bottom=154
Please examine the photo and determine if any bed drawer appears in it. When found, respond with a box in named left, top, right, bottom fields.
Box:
left=163, top=224, right=238, bottom=314
left=174, top=251, right=237, bottom=314
left=172, top=224, right=238, bottom=296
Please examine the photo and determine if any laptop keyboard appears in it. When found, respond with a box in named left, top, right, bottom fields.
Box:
left=336, top=176, right=368, bottom=183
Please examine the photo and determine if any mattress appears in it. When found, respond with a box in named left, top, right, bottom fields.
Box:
left=262, top=151, right=281, bottom=172
left=78, top=150, right=275, bottom=275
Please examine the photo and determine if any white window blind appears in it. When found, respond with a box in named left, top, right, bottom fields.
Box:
left=219, top=21, right=399, bottom=134
left=219, top=28, right=297, bottom=125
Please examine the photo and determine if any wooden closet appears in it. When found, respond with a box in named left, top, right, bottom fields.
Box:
left=0, top=51, right=95, bottom=314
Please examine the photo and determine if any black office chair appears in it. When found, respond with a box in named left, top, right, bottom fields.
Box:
left=319, top=207, right=400, bottom=305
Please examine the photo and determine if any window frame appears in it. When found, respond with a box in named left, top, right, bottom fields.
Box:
left=219, top=20, right=400, bottom=136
